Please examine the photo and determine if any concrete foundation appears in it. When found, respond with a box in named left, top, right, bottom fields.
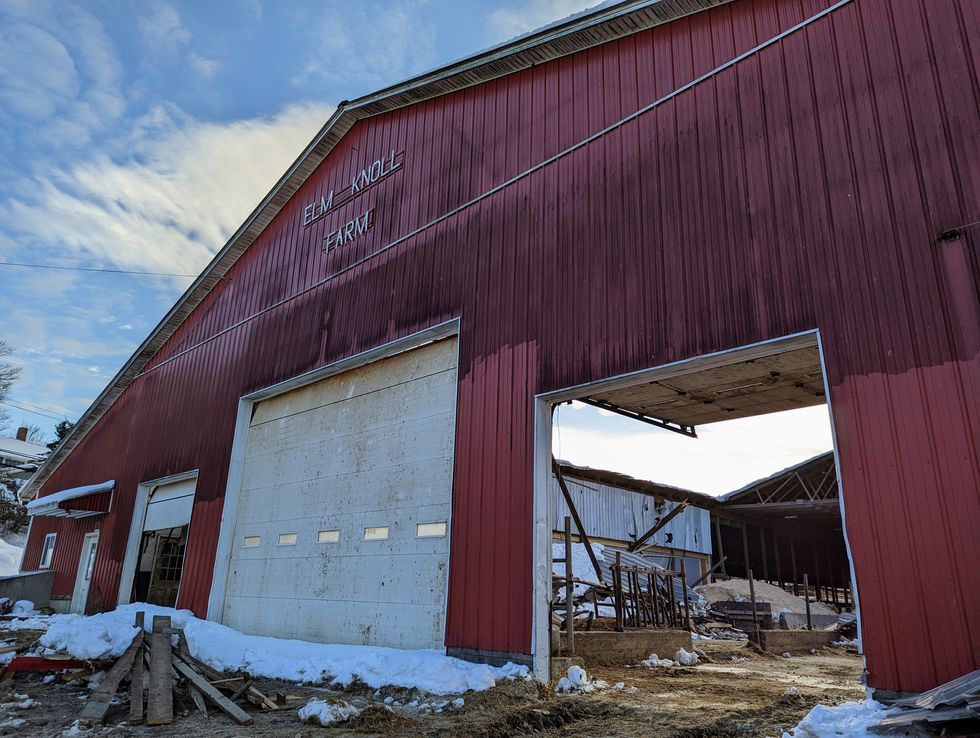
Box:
left=0, top=571, right=53, bottom=609
left=758, top=629, right=839, bottom=654
left=559, top=630, right=693, bottom=666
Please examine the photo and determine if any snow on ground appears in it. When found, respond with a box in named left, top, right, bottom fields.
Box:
left=782, top=699, right=913, bottom=738
left=552, top=541, right=604, bottom=600
left=297, top=698, right=361, bottom=726
left=30, top=603, right=528, bottom=695
left=0, top=538, right=23, bottom=577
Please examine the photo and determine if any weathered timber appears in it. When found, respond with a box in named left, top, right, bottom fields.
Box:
left=172, top=657, right=253, bottom=725
left=129, top=611, right=145, bottom=724
left=80, top=629, right=144, bottom=723
left=147, top=616, right=174, bottom=726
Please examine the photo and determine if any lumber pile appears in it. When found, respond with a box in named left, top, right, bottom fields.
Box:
left=79, top=613, right=282, bottom=726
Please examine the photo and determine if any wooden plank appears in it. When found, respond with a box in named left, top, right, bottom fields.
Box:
left=129, top=611, right=145, bottom=725
left=171, top=656, right=253, bottom=725
left=146, top=616, right=173, bottom=726
left=188, top=684, right=209, bottom=718
left=79, top=628, right=144, bottom=723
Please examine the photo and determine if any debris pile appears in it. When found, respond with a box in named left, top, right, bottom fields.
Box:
left=873, top=669, right=979, bottom=732
left=77, top=612, right=283, bottom=727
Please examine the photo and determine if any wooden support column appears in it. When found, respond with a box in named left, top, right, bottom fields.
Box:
left=813, top=541, right=822, bottom=601
left=790, top=538, right=799, bottom=597
left=774, top=536, right=783, bottom=590
left=741, top=523, right=751, bottom=579
left=759, top=527, right=770, bottom=583
left=713, top=516, right=727, bottom=578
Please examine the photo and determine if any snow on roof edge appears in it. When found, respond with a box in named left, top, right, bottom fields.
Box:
left=26, top=480, right=115, bottom=512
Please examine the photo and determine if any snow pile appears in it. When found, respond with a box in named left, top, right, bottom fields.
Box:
left=697, top=578, right=837, bottom=617
left=674, top=648, right=699, bottom=666
left=782, top=699, right=896, bottom=737
left=37, top=603, right=528, bottom=695
left=11, top=600, right=36, bottom=615
left=0, top=693, right=38, bottom=709
left=298, top=698, right=361, bottom=726
left=641, top=653, right=676, bottom=668
left=555, top=665, right=608, bottom=694
left=0, top=538, right=23, bottom=577
left=552, top=542, right=604, bottom=600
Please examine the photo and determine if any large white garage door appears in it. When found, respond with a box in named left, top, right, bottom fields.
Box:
left=222, top=338, right=458, bottom=650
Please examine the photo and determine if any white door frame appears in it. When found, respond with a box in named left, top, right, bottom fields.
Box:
left=206, top=319, right=461, bottom=622
left=117, top=469, right=199, bottom=606
left=70, top=530, right=100, bottom=615
left=531, top=329, right=862, bottom=681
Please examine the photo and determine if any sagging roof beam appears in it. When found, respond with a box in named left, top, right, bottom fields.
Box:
left=578, top=398, right=697, bottom=438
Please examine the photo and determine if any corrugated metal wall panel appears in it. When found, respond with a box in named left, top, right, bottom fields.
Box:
left=550, top=475, right=712, bottom=554
left=23, top=0, right=979, bottom=691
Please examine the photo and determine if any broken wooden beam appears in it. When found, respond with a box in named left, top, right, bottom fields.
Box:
left=147, top=615, right=174, bottom=726
left=172, top=656, right=253, bottom=725
left=553, top=458, right=605, bottom=582
left=129, top=611, right=145, bottom=725
left=79, top=625, right=145, bottom=723
left=629, top=500, right=689, bottom=552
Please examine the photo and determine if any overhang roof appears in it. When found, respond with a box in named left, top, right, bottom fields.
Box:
left=22, top=0, right=730, bottom=500
left=583, top=345, right=827, bottom=429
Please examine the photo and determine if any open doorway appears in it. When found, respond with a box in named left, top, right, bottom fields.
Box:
left=119, top=471, right=197, bottom=608
left=130, top=526, right=188, bottom=607
left=534, top=332, right=860, bottom=677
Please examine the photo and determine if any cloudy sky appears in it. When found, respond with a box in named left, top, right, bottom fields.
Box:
left=0, top=0, right=833, bottom=494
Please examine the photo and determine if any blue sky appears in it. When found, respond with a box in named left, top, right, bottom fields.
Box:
left=0, top=0, right=833, bottom=494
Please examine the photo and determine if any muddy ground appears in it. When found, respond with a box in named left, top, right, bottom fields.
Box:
left=0, top=641, right=866, bottom=738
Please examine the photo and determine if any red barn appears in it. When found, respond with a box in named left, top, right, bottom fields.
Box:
left=20, top=0, right=978, bottom=693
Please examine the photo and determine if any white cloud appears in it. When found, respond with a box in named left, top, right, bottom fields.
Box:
left=554, top=405, right=834, bottom=496
left=0, top=102, right=334, bottom=277
left=292, top=1, right=437, bottom=95
left=0, top=101, right=333, bottom=427
left=188, top=52, right=219, bottom=78
left=484, top=0, right=603, bottom=43
left=0, top=3, right=124, bottom=145
left=139, top=2, right=192, bottom=51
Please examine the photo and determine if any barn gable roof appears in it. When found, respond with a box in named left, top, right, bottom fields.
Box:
left=22, top=0, right=728, bottom=499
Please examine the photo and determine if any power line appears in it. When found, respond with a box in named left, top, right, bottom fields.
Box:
left=6, top=397, right=74, bottom=419
left=0, top=261, right=198, bottom=278
left=1, top=400, right=71, bottom=422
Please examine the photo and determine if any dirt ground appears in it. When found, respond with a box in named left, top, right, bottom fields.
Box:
left=0, top=641, right=866, bottom=738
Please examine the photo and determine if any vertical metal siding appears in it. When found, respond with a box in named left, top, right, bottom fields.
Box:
left=24, top=0, right=978, bottom=691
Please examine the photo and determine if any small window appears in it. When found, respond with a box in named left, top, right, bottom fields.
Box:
left=363, top=526, right=389, bottom=541
left=317, top=530, right=340, bottom=544
left=277, top=533, right=298, bottom=546
left=416, top=522, right=447, bottom=538
left=39, top=533, right=57, bottom=568
left=242, top=535, right=261, bottom=548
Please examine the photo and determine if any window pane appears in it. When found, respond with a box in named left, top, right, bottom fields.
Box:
left=242, top=535, right=261, bottom=548
left=363, top=526, right=389, bottom=541
left=277, top=533, right=297, bottom=546
left=317, top=530, right=340, bottom=543
left=416, top=522, right=447, bottom=538
left=40, top=535, right=56, bottom=568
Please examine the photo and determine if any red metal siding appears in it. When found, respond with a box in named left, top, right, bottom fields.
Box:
left=25, top=0, right=978, bottom=691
